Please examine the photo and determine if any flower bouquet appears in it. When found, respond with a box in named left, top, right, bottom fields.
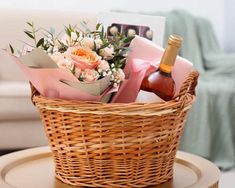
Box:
left=9, top=22, right=134, bottom=102
left=8, top=21, right=198, bottom=188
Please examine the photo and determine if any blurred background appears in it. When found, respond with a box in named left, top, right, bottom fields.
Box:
left=0, top=0, right=234, bottom=187
left=0, top=0, right=234, bottom=52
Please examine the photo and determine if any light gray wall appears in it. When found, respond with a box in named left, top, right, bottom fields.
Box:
left=0, top=0, right=229, bottom=51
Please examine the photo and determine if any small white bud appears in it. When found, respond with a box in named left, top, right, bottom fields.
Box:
left=102, top=72, right=107, bottom=77
left=109, top=26, right=119, bottom=35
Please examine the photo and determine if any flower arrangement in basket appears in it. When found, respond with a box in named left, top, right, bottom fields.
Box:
left=8, top=21, right=199, bottom=187
left=9, top=21, right=135, bottom=102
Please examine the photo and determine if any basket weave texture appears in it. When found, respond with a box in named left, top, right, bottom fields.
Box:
left=31, top=71, right=199, bottom=187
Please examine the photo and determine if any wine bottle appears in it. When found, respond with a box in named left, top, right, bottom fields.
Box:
left=140, top=35, right=183, bottom=101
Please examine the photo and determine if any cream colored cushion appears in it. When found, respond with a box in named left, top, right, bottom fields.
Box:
left=0, top=81, right=39, bottom=120
left=0, top=120, right=48, bottom=149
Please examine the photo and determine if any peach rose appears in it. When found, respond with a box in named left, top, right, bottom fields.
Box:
left=81, top=69, right=99, bottom=83
left=67, top=46, right=101, bottom=70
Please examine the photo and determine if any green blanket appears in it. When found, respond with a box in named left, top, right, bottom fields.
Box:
left=158, top=10, right=235, bottom=170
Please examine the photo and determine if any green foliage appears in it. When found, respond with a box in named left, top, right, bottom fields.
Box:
left=24, top=31, right=34, bottom=39
left=22, top=21, right=134, bottom=69
left=36, top=38, right=44, bottom=48
left=9, top=44, right=14, bottom=54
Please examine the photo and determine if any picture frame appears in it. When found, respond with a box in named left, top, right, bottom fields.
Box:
left=97, top=12, right=166, bottom=46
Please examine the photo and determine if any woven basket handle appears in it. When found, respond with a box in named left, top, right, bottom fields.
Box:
left=176, top=70, right=199, bottom=112
left=30, top=82, right=39, bottom=105
left=178, top=70, right=199, bottom=98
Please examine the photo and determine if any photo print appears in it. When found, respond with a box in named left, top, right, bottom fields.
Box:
left=98, top=12, right=165, bottom=46
left=108, top=23, right=153, bottom=41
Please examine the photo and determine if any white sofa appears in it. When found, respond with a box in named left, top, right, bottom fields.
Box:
left=0, top=9, right=96, bottom=149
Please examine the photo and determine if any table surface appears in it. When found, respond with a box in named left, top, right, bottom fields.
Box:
left=0, top=147, right=220, bottom=188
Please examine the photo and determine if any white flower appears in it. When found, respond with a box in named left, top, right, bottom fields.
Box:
left=113, top=83, right=118, bottom=87
left=71, top=32, right=77, bottom=41
left=94, top=38, right=103, bottom=49
left=112, top=68, right=125, bottom=82
left=81, top=69, right=99, bottom=83
left=127, top=29, right=136, bottom=37
left=80, top=37, right=95, bottom=50
left=145, top=30, right=153, bottom=39
left=99, top=46, right=114, bottom=60
left=60, top=33, right=79, bottom=47
left=60, top=34, right=71, bottom=46
left=109, top=26, right=119, bottom=36
left=21, top=45, right=34, bottom=55
left=50, top=52, right=64, bottom=62
left=97, top=60, right=110, bottom=71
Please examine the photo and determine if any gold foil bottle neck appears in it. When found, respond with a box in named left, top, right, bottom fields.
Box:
left=168, top=34, right=183, bottom=48
left=159, top=34, right=183, bottom=73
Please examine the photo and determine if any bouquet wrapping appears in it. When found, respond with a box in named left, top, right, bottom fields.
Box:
left=9, top=23, right=192, bottom=103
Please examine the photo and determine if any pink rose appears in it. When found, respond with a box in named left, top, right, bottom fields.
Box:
left=57, top=59, right=74, bottom=70
left=81, top=69, right=100, bottom=83
left=50, top=52, right=74, bottom=70
left=97, top=60, right=110, bottom=71
left=66, top=46, right=101, bottom=70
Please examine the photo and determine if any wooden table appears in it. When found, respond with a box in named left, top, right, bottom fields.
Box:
left=0, top=147, right=220, bottom=188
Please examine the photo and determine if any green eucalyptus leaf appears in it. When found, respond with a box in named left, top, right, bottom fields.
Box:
left=99, top=41, right=111, bottom=50
left=9, top=44, right=14, bottom=54
left=96, top=23, right=102, bottom=30
left=101, top=25, right=104, bottom=39
left=36, top=38, right=44, bottom=48
left=65, top=27, right=71, bottom=37
left=93, top=41, right=97, bottom=51
left=76, top=31, right=80, bottom=37
left=123, top=36, right=134, bottom=44
left=24, top=31, right=34, bottom=39
left=26, top=21, right=33, bottom=27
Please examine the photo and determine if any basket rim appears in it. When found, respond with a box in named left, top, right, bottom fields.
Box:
left=32, top=70, right=199, bottom=116
left=33, top=94, right=195, bottom=116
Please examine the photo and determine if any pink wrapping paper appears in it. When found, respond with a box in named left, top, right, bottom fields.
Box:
left=11, top=55, right=116, bottom=101
left=112, top=36, right=193, bottom=103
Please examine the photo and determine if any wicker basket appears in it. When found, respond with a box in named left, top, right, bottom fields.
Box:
left=31, top=70, right=199, bottom=187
